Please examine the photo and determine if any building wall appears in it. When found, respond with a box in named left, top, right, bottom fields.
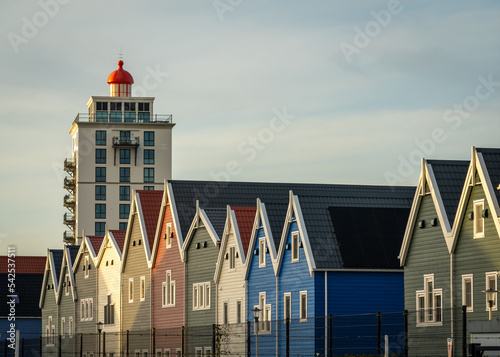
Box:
left=58, top=262, right=77, bottom=356
left=403, top=190, right=451, bottom=356
left=185, top=225, right=219, bottom=356
left=41, top=272, right=58, bottom=355
left=152, top=200, right=183, bottom=352
left=120, top=213, right=151, bottom=351
left=97, top=239, right=122, bottom=354
left=73, top=121, right=173, bottom=236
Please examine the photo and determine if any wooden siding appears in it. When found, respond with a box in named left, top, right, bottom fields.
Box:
left=453, top=181, right=500, bottom=348
left=121, top=213, right=152, bottom=338
left=403, top=193, right=451, bottom=355
left=185, top=224, right=219, bottom=355
left=97, top=239, right=121, bottom=354
left=152, top=201, right=184, bottom=339
left=41, top=271, right=58, bottom=355
left=58, top=263, right=75, bottom=337
left=74, top=246, right=98, bottom=335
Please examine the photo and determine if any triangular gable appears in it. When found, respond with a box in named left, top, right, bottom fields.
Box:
left=276, top=191, right=316, bottom=277
left=56, top=246, right=78, bottom=303
left=96, top=229, right=124, bottom=268
left=214, top=206, right=255, bottom=284
left=166, top=180, right=185, bottom=248
left=39, top=249, right=62, bottom=309
left=244, top=199, right=279, bottom=279
left=121, top=190, right=162, bottom=271
left=73, top=236, right=100, bottom=272
left=451, top=147, right=500, bottom=252
left=181, top=202, right=221, bottom=262
left=399, top=158, right=464, bottom=265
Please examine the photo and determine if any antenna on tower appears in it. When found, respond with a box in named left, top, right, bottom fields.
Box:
left=119, top=47, right=123, bottom=61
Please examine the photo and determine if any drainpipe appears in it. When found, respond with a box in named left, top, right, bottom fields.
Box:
left=450, top=252, right=454, bottom=340
left=276, top=275, right=279, bottom=357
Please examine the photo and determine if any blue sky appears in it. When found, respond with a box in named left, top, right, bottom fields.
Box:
left=1, top=0, right=499, bottom=255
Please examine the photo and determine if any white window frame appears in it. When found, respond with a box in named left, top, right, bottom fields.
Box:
left=416, top=274, right=443, bottom=326
left=164, top=349, right=170, bottom=357
left=61, top=317, right=66, bottom=338
left=291, top=232, right=299, bottom=263
left=129, top=278, right=134, bottom=303
left=85, top=256, right=90, bottom=279
left=166, top=223, right=172, bottom=249
left=195, top=348, right=202, bottom=357
left=473, top=200, right=485, bottom=238
left=140, top=276, right=146, bottom=302
left=259, top=238, right=266, bottom=268
left=68, top=316, right=74, bottom=338
left=142, top=349, right=148, bottom=357
left=258, top=292, right=271, bottom=333
left=223, top=301, right=229, bottom=324
left=462, top=274, right=474, bottom=312
left=300, top=291, right=307, bottom=322
left=65, top=274, right=70, bottom=296
left=229, top=245, right=236, bottom=271
left=163, top=271, right=175, bottom=307
left=156, top=349, right=162, bottom=357
left=193, top=282, right=211, bottom=310
left=486, top=272, right=498, bottom=311
left=203, top=347, right=211, bottom=357
left=80, top=298, right=94, bottom=321
left=284, top=293, right=291, bottom=323
left=175, top=348, right=182, bottom=357
left=236, top=299, right=242, bottom=324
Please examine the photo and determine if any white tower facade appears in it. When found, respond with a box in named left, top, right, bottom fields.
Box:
left=63, top=61, right=174, bottom=243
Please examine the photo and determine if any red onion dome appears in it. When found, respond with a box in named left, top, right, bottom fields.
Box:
left=107, top=60, right=134, bottom=85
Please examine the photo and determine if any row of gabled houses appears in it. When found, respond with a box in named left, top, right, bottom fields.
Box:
left=400, top=147, right=500, bottom=355
left=41, top=180, right=416, bottom=357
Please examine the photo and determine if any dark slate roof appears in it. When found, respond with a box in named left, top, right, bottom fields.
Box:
left=328, top=206, right=411, bottom=269
left=203, top=208, right=227, bottom=240
left=427, top=160, right=470, bottom=225
left=0, top=274, right=43, bottom=317
left=169, top=180, right=415, bottom=269
left=68, top=246, right=80, bottom=266
left=476, top=148, right=500, bottom=206
left=50, top=249, right=64, bottom=280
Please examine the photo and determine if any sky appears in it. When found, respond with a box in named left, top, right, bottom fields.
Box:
left=1, top=1, right=499, bottom=256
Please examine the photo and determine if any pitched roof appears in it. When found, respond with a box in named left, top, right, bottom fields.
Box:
left=87, top=236, right=104, bottom=256
left=51, top=249, right=64, bottom=279
left=232, top=206, right=257, bottom=256
left=203, top=208, right=227, bottom=239
left=0, top=256, right=46, bottom=274
left=169, top=180, right=415, bottom=269
left=477, top=148, right=500, bottom=206
left=0, top=274, right=44, bottom=317
left=109, top=230, right=126, bottom=252
left=427, top=159, right=470, bottom=225
left=67, top=245, right=80, bottom=265
left=137, top=190, right=163, bottom=248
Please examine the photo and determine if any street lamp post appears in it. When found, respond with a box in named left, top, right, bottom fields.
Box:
left=96, top=322, right=103, bottom=357
left=483, top=288, right=497, bottom=321
left=251, top=307, right=261, bottom=357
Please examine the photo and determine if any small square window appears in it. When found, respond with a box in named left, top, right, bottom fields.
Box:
left=119, top=222, right=128, bottom=231
left=120, top=204, right=130, bottom=219
left=120, top=149, right=131, bottom=164
left=144, top=168, right=154, bottom=183
left=96, top=131, right=106, bottom=145
left=144, top=186, right=154, bottom=190
left=96, top=149, right=106, bottom=164
left=95, top=186, right=106, bottom=201
left=120, top=168, right=130, bottom=182
left=96, top=167, right=106, bottom=182
left=144, top=131, right=155, bottom=146
left=95, top=204, right=106, bottom=219
left=95, top=222, right=105, bottom=236
left=120, top=186, right=130, bottom=201
left=144, top=149, right=155, bottom=164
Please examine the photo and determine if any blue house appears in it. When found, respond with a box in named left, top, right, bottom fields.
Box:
left=274, top=187, right=413, bottom=356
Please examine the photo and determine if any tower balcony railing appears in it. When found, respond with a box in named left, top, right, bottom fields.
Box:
left=63, top=212, right=75, bottom=225
left=63, top=194, right=76, bottom=207
left=112, top=136, right=140, bottom=147
left=75, top=113, right=173, bottom=124
left=63, top=230, right=75, bottom=243
left=63, top=177, right=76, bottom=190
left=64, top=158, right=76, bottom=172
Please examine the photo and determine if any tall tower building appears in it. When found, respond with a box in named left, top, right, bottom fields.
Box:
left=63, top=60, right=174, bottom=244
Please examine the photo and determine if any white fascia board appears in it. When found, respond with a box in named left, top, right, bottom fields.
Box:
left=214, top=206, right=232, bottom=284
left=199, top=209, right=221, bottom=247
left=292, top=194, right=316, bottom=276
left=167, top=181, right=185, bottom=252
left=244, top=199, right=267, bottom=280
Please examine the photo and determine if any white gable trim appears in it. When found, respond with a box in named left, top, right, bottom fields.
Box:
left=96, top=230, right=123, bottom=268
left=56, top=246, right=78, bottom=303
left=39, top=249, right=60, bottom=308
left=167, top=181, right=185, bottom=252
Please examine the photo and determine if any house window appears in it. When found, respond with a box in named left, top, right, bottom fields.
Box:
left=300, top=291, right=307, bottom=322
left=120, top=131, right=130, bottom=141
left=193, top=282, right=211, bottom=310
left=65, top=274, right=70, bottom=295
left=486, top=272, right=498, bottom=311
left=80, top=298, right=94, bottom=321
left=474, top=200, right=485, bottom=238
left=85, top=256, right=90, bottom=278
left=110, top=103, right=122, bottom=122
left=229, top=245, right=236, bottom=270
left=120, top=186, right=130, bottom=201
left=462, top=274, right=473, bottom=312
left=284, top=293, right=291, bottom=322
left=46, top=316, right=54, bottom=345
left=291, top=232, right=299, bottom=263
left=203, top=347, right=211, bottom=357
left=95, top=186, right=106, bottom=201
left=258, top=292, right=271, bottom=332
left=156, top=350, right=162, bottom=357
left=68, top=317, right=73, bottom=337
left=120, top=204, right=130, bottom=219
left=144, top=168, right=154, bottom=183
left=120, top=167, right=130, bottom=182
left=61, top=317, right=65, bottom=338
left=144, top=131, right=155, bottom=146
left=223, top=301, right=229, bottom=324
left=416, top=274, right=443, bottom=326
left=129, top=278, right=134, bottom=303
left=195, top=348, right=202, bottom=357
left=138, top=103, right=150, bottom=122
left=259, top=238, right=266, bottom=267
left=140, top=276, right=146, bottom=301
left=119, top=222, right=128, bottom=231
left=96, top=130, right=107, bottom=145
left=104, top=294, right=115, bottom=324
left=144, top=186, right=155, bottom=190
left=176, top=349, right=181, bottom=357
left=120, top=149, right=131, bottom=164
left=166, top=223, right=172, bottom=249
left=95, top=204, right=106, bottom=219
left=144, top=149, right=155, bottom=164
left=236, top=300, right=242, bottom=324
left=95, top=222, right=106, bottom=236
left=164, top=350, right=170, bottom=357
left=96, top=167, right=106, bottom=182
left=162, top=271, right=175, bottom=307
left=96, top=149, right=107, bottom=164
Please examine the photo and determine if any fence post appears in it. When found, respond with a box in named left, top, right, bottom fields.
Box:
left=462, top=305, right=467, bottom=357
left=126, top=330, right=129, bottom=357
left=21, top=338, right=24, bottom=357
left=39, top=336, right=42, bottom=357
left=286, top=318, right=290, bottom=357
left=247, top=321, right=251, bottom=357
left=4, top=338, right=7, bottom=357
left=58, top=334, right=61, bottom=357
left=79, top=333, right=83, bottom=357
left=212, top=324, right=216, bottom=357
left=404, top=310, right=408, bottom=357
left=329, top=315, right=333, bottom=357
left=181, top=326, right=184, bottom=357
left=152, top=328, right=155, bottom=357
left=102, top=332, right=106, bottom=357
left=377, top=312, right=382, bottom=357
